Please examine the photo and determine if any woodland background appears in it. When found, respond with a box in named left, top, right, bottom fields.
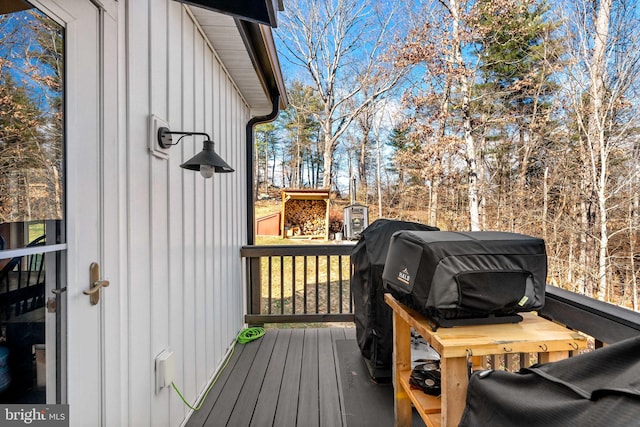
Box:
left=254, top=0, right=640, bottom=309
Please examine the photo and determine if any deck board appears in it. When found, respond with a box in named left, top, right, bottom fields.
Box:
left=297, top=330, right=320, bottom=427
left=186, top=336, right=249, bottom=426
left=185, top=327, right=404, bottom=427
left=227, top=331, right=278, bottom=426
left=202, top=334, right=261, bottom=425
left=319, top=329, right=343, bottom=427
left=250, top=330, right=291, bottom=427
left=272, top=329, right=305, bottom=427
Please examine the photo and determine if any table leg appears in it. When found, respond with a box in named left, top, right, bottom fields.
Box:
left=392, top=312, right=412, bottom=427
left=440, top=356, right=468, bottom=427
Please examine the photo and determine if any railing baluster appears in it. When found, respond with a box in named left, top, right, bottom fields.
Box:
left=249, top=256, right=262, bottom=318
left=326, top=255, right=331, bottom=314
left=338, top=255, right=343, bottom=314
left=315, top=255, right=319, bottom=314
left=303, top=257, right=308, bottom=314
left=280, top=255, right=284, bottom=315
left=268, top=257, right=273, bottom=315
left=504, top=354, right=512, bottom=371
left=292, top=255, right=296, bottom=314
left=349, top=257, right=353, bottom=313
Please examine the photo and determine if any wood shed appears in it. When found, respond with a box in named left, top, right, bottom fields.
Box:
left=281, top=188, right=330, bottom=239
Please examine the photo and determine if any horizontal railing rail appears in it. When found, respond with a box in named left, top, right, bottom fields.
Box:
left=241, top=245, right=640, bottom=345
left=540, top=285, right=640, bottom=346
left=241, top=244, right=355, bottom=325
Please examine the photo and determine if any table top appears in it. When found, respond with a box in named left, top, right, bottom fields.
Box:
left=385, top=293, right=587, bottom=358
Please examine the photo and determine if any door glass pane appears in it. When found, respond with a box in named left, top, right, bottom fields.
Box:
left=0, top=1, right=65, bottom=404
left=0, top=0, right=65, bottom=251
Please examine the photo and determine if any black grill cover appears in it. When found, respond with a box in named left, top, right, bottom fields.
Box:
left=459, top=335, right=640, bottom=426
left=382, top=231, right=546, bottom=324
left=350, top=219, right=438, bottom=377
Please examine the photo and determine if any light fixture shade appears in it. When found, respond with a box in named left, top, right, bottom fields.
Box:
left=180, top=140, right=234, bottom=174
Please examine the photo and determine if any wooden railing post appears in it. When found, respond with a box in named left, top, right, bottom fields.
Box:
left=248, top=256, right=263, bottom=326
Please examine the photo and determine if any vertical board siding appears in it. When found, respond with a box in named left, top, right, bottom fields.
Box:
left=167, top=3, right=186, bottom=425
left=149, top=0, right=171, bottom=426
left=204, top=48, right=215, bottom=389
left=212, top=59, right=224, bottom=370
left=122, top=2, right=252, bottom=425
left=179, top=12, right=195, bottom=411
left=126, top=0, right=153, bottom=425
left=220, top=76, right=230, bottom=343
left=193, top=27, right=207, bottom=396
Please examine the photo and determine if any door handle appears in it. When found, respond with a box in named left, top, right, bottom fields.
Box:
left=84, top=262, right=110, bottom=305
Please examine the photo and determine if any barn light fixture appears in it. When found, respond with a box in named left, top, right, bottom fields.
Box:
left=157, top=127, right=234, bottom=178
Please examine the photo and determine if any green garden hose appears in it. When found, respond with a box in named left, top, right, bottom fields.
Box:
left=171, top=326, right=266, bottom=411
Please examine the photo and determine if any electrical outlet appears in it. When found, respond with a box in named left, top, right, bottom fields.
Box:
left=155, top=349, right=175, bottom=394
left=149, top=115, right=170, bottom=159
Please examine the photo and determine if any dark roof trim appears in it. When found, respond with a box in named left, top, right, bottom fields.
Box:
left=175, top=0, right=282, bottom=27
left=235, top=19, right=287, bottom=110
left=0, top=0, right=32, bottom=14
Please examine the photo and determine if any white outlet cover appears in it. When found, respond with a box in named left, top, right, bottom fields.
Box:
left=155, top=349, right=175, bottom=394
left=149, top=115, right=170, bottom=159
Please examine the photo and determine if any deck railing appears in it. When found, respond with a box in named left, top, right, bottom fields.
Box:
left=541, top=285, right=640, bottom=347
left=241, top=244, right=640, bottom=347
left=241, top=244, right=355, bottom=325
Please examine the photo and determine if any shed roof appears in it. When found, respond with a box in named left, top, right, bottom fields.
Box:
left=282, top=189, right=331, bottom=201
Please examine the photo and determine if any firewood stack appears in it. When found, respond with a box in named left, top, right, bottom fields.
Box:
left=285, top=199, right=327, bottom=236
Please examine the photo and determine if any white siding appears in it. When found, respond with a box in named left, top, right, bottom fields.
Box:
left=113, top=1, right=252, bottom=425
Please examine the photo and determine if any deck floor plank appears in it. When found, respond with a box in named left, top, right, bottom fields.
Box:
left=185, top=337, right=251, bottom=426
left=273, top=329, right=305, bottom=427
left=297, top=329, right=320, bottom=427
left=319, top=329, right=343, bottom=427
left=200, top=335, right=262, bottom=425
left=227, top=331, right=279, bottom=426
left=250, top=330, right=292, bottom=427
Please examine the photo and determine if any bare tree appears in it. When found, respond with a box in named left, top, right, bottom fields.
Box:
left=561, top=0, right=640, bottom=301
left=396, top=0, right=484, bottom=229
left=277, top=0, right=406, bottom=190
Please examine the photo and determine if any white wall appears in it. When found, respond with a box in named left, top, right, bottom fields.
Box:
left=116, top=1, right=250, bottom=425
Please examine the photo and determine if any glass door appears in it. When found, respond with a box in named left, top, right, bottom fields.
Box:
left=0, top=0, right=66, bottom=404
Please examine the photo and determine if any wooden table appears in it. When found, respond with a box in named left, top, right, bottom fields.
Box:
left=385, top=294, right=587, bottom=427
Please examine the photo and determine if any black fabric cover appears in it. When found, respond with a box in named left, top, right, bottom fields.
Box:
left=459, top=335, right=640, bottom=426
left=350, top=219, right=438, bottom=375
left=382, top=231, right=546, bottom=322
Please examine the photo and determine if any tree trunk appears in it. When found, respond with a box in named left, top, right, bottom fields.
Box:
left=589, top=0, right=612, bottom=301
left=359, top=132, right=369, bottom=196
left=321, top=122, right=334, bottom=189
left=633, top=189, right=639, bottom=310
left=578, top=195, right=588, bottom=296
left=429, top=181, right=439, bottom=226
left=449, top=0, right=480, bottom=231
left=376, top=131, right=383, bottom=217
left=543, top=167, right=549, bottom=242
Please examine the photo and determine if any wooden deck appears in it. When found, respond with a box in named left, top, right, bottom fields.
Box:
left=185, top=327, right=423, bottom=427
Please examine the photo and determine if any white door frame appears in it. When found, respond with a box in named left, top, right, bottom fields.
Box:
left=31, top=1, right=122, bottom=425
